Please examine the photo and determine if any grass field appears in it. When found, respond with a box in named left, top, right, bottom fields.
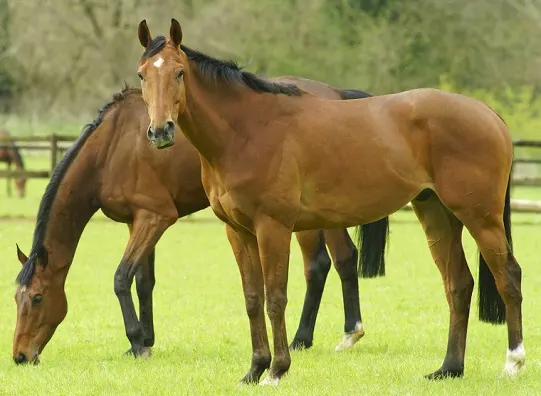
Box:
left=1, top=158, right=541, bottom=395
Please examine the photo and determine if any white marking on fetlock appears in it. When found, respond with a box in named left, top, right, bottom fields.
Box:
left=503, top=342, right=525, bottom=377
left=259, top=376, right=280, bottom=386
left=335, top=321, right=365, bottom=351
left=153, top=57, right=164, bottom=68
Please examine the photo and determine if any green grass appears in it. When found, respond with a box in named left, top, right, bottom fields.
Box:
left=1, top=176, right=541, bottom=394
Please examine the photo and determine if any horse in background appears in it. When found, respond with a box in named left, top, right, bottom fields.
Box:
left=0, top=129, right=26, bottom=198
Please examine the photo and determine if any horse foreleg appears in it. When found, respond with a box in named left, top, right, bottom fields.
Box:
left=289, top=230, right=331, bottom=350
left=254, top=215, right=293, bottom=386
left=135, top=247, right=156, bottom=351
left=324, top=229, right=364, bottom=351
left=115, top=212, right=175, bottom=358
left=225, top=224, right=271, bottom=384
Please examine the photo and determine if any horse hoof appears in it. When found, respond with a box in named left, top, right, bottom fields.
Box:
left=503, top=343, right=526, bottom=377
left=124, top=346, right=152, bottom=359
left=424, top=367, right=464, bottom=380
left=335, top=321, right=364, bottom=351
left=502, top=363, right=525, bottom=378
left=289, top=339, right=312, bottom=351
left=240, top=373, right=260, bottom=385
left=259, top=375, right=280, bottom=386
left=140, top=347, right=152, bottom=359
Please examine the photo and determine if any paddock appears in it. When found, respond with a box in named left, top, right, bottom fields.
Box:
left=0, top=153, right=540, bottom=394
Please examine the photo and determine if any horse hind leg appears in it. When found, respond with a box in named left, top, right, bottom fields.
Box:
left=459, top=213, right=524, bottom=377
left=411, top=193, right=474, bottom=379
left=324, top=229, right=364, bottom=351
left=437, top=169, right=524, bottom=377
left=290, top=230, right=332, bottom=351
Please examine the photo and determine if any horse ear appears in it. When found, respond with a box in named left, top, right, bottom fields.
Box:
left=16, top=244, right=28, bottom=265
left=170, top=18, right=183, bottom=47
left=138, top=19, right=152, bottom=48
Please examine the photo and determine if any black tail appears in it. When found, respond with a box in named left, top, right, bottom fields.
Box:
left=340, top=87, right=388, bottom=278
left=478, top=173, right=512, bottom=324
left=355, top=217, right=389, bottom=278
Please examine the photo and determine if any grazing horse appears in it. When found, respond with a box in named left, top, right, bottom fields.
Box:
left=0, top=129, right=26, bottom=198
left=136, top=19, right=524, bottom=385
left=12, top=81, right=389, bottom=364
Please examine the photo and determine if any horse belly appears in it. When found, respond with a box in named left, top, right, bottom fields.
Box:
left=294, top=167, right=425, bottom=231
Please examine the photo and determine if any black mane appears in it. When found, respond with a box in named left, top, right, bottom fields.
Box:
left=339, top=89, right=372, bottom=100
left=141, top=35, right=167, bottom=60
left=16, top=86, right=136, bottom=286
left=141, top=35, right=301, bottom=96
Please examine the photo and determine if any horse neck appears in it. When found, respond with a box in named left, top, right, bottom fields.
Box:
left=178, top=69, right=261, bottom=164
left=42, top=144, right=100, bottom=283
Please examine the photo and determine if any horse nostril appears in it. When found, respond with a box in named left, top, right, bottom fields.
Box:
left=14, top=352, right=28, bottom=365
left=147, top=127, right=155, bottom=140
left=165, top=121, right=175, bottom=135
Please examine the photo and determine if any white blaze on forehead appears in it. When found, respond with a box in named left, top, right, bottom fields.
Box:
left=20, top=285, right=27, bottom=293
left=153, top=57, right=164, bottom=68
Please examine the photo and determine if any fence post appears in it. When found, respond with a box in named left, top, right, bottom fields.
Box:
left=50, top=134, right=58, bottom=174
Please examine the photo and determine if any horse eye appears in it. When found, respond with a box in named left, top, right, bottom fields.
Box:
left=31, top=294, right=43, bottom=306
left=177, top=70, right=184, bottom=79
left=137, top=72, right=143, bottom=81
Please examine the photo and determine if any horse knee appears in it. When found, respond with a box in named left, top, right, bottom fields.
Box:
left=114, top=266, right=131, bottom=296
left=266, top=290, right=287, bottom=319
left=448, top=272, right=474, bottom=309
left=245, top=292, right=263, bottom=318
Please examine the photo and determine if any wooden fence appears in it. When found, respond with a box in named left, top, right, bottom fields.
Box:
left=512, top=139, right=541, bottom=187
left=1, top=134, right=541, bottom=212
left=0, top=134, right=76, bottom=179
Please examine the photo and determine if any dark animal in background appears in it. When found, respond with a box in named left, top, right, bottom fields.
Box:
left=0, top=129, right=26, bottom=198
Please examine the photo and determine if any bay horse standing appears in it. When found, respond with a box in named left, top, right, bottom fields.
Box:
left=12, top=81, right=388, bottom=364
left=136, top=19, right=524, bottom=384
left=0, top=129, right=26, bottom=197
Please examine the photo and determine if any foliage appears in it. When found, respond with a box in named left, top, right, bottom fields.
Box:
left=1, top=0, right=541, bottom=125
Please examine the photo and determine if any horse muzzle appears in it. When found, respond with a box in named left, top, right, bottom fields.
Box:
left=13, top=351, right=40, bottom=365
left=147, top=121, right=175, bottom=149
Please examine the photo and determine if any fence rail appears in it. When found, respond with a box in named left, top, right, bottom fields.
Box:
left=513, top=140, right=541, bottom=148
left=0, top=134, right=77, bottom=179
